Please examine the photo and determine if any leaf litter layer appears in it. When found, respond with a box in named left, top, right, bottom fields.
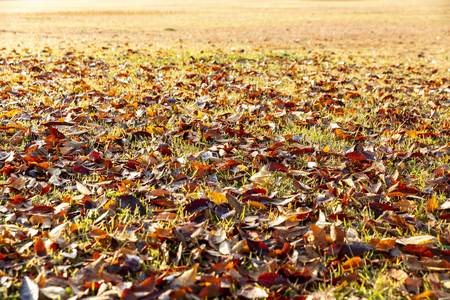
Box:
left=0, top=46, right=449, bottom=300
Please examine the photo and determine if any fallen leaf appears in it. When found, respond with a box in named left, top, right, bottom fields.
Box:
left=426, top=197, right=438, bottom=212
left=386, top=269, right=409, bottom=282
left=34, top=236, right=47, bottom=257
left=411, top=290, right=435, bottom=300
left=209, top=191, right=227, bottom=204
left=226, top=192, right=243, bottom=216
left=342, top=257, right=363, bottom=272
left=236, top=286, right=268, bottom=299
left=376, top=238, right=397, bottom=252
left=330, top=224, right=345, bottom=244
left=19, top=276, right=39, bottom=300
left=397, top=235, right=436, bottom=246
left=306, top=290, right=337, bottom=300
left=171, top=263, right=198, bottom=286
left=40, top=286, right=68, bottom=300
left=115, top=194, right=146, bottom=215
left=76, top=181, right=92, bottom=195
left=308, top=224, right=328, bottom=247
left=258, top=272, right=289, bottom=287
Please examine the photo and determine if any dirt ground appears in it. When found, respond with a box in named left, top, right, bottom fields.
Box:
left=1, top=0, right=449, bottom=54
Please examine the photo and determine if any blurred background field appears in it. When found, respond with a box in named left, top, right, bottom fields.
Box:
left=0, top=0, right=449, bottom=54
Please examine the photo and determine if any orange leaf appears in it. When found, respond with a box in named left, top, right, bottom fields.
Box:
left=70, top=224, right=79, bottom=233
left=149, top=189, right=171, bottom=197
left=411, top=290, right=435, bottom=300
left=426, top=197, right=438, bottom=212
left=342, top=257, right=362, bottom=272
left=376, top=239, right=397, bottom=252
left=104, top=200, right=117, bottom=210
left=30, top=215, right=49, bottom=225
left=247, top=201, right=267, bottom=210
left=34, top=236, right=47, bottom=257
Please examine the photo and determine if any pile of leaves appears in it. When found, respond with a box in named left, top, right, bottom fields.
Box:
left=0, top=46, right=450, bottom=299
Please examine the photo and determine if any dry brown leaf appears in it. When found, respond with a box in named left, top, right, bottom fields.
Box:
left=386, top=268, right=409, bottom=282
left=171, top=263, right=198, bottom=286
left=330, top=224, right=345, bottom=244
left=308, top=224, right=328, bottom=248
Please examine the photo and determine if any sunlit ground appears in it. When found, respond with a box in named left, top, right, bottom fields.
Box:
left=0, top=0, right=449, bottom=53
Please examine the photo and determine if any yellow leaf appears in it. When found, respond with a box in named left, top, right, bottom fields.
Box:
left=147, top=126, right=165, bottom=135
left=236, top=164, right=248, bottom=171
left=6, top=124, right=25, bottom=130
left=312, top=103, right=322, bottom=110
left=6, top=109, right=21, bottom=118
left=186, top=193, right=200, bottom=199
left=247, top=201, right=267, bottom=209
left=406, top=130, right=419, bottom=139
left=209, top=191, right=226, bottom=204
left=426, top=197, right=438, bottom=212
left=323, top=145, right=329, bottom=153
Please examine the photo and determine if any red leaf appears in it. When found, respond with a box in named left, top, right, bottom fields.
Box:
left=133, top=275, right=155, bottom=293
left=47, top=127, right=65, bottom=139
left=263, top=162, right=288, bottom=173
left=328, top=213, right=355, bottom=221
left=121, top=289, right=137, bottom=300
left=346, top=152, right=368, bottom=162
left=247, top=239, right=270, bottom=256
left=72, top=165, right=90, bottom=175
left=242, top=188, right=267, bottom=196
left=258, top=272, right=289, bottom=287
left=39, top=184, right=51, bottom=195
left=369, top=203, right=394, bottom=212
left=403, top=246, right=433, bottom=257
left=440, top=214, right=450, bottom=220
left=31, top=205, right=54, bottom=213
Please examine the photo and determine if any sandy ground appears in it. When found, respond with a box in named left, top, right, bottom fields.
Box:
left=0, top=0, right=449, bottom=53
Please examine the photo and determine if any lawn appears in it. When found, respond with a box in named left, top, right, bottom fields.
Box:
left=0, top=1, right=450, bottom=299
